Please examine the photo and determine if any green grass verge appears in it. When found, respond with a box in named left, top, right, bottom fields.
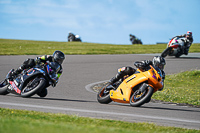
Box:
left=0, top=39, right=199, bottom=132
left=0, top=39, right=200, bottom=55
left=152, top=70, right=200, bottom=106
left=0, top=108, right=199, bottom=133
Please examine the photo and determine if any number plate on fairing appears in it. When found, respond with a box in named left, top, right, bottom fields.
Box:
left=8, top=81, right=21, bottom=94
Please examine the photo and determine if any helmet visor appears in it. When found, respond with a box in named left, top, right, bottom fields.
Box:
left=158, top=64, right=165, bottom=70
left=55, top=58, right=64, bottom=64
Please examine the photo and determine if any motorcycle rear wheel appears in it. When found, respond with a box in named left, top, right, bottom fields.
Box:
left=37, top=88, right=48, bottom=98
left=21, top=77, right=46, bottom=98
left=130, top=86, right=154, bottom=107
left=97, top=84, right=112, bottom=104
left=175, top=53, right=181, bottom=58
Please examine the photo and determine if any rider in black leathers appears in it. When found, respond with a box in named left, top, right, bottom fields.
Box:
left=68, top=32, right=75, bottom=42
left=109, top=56, right=166, bottom=91
left=173, top=31, right=193, bottom=55
left=129, top=34, right=142, bottom=44
left=10, top=51, right=65, bottom=87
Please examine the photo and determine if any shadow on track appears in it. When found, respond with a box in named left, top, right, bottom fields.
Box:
left=30, top=97, right=97, bottom=103
left=178, top=57, right=200, bottom=59
left=166, top=56, right=200, bottom=59
left=2, top=94, right=96, bottom=103
left=140, top=106, right=200, bottom=113
left=109, top=102, right=200, bottom=113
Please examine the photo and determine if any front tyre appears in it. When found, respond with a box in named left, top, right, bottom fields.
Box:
left=97, top=84, right=112, bottom=104
left=21, top=77, right=46, bottom=98
left=130, top=86, right=154, bottom=107
left=161, top=47, right=172, bottom=58
left=0, top=85, right=10, bottom=95
left=0, top=80, right=10, bottom=95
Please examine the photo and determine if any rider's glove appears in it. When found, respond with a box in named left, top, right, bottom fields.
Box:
left=35, top=57, right=41, bottom=65
left=52, top=83, right=56, bottom=87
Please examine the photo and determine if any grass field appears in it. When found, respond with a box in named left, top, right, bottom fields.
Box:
left=0, top=39, right=200, bottom=55
left=0, top=108, right=199, bottom=133
left=0, top=39, right=199, bottom=132
left=152, top=70, right=200, bottom=107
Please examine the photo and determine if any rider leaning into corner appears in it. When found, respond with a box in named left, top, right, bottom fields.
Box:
left=10, top=50, right=65, bottom=87
left=173, top=31, right=193, bottom=55
left=109, top=56, right=166, bottom=91
left=68, top=32, right=75, bottom=41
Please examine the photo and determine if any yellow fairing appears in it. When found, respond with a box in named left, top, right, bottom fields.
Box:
left=110, top=66, right=163, bottom=103
left=110, top=73, right=147, bottom=103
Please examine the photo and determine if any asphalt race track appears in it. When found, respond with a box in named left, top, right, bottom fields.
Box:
left=0, top=53, right=200, bottom=129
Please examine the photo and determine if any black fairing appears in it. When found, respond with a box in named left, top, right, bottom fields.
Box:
left=21, top=69, right=45, bottom=90
left=12, top=67, right=47, bottom=92
left=6, top=62, right=58, bottom=95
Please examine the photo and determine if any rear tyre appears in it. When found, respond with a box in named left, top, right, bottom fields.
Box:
left=97, top=84, right=112, bottom=104
left=130, top=86, right=154, bottom=107
left=21, top=77, right=46, bottom=98
left=37, top=88, right=48, bottom=97
left=175, top=53, right=181, bottom=58
left=161, top=47, right=172, bottom=58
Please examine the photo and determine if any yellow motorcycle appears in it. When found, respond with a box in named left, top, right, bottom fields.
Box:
left=97, top=65, right=163, bottom=107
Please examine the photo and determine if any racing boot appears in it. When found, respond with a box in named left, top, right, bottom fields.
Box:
left=107, top=75, right=123, bottom=91
left=109, top=72, right=122, bottom=84
left=184, top=47, right=189, bottom=55
left=105, top=77, right=118, bottom=91
left=109, top=77, right=118, bottom=85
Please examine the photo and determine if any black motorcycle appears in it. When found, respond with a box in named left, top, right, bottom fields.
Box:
left=68, top=34, right=82, bottom=42
left=130, top=34, right=142, bottom=44
left=0, top=61, right=60, bottom=98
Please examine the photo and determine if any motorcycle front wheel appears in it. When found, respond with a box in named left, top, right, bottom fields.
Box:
left=130, top=86, right=154, bottom=107
left=0, top=85, right=10, bottom=95
left=21, top=77, right=46, bottom=98
left=161, top=47, right=172, bottom=58
left=0, top=80, right=10, bottom=95
left=97, top=83, right=112, bottom=104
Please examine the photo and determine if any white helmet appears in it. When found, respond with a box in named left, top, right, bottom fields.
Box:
left=75, top=35, right=80, bottom=39
left=153, top=56, right=166, bottom=70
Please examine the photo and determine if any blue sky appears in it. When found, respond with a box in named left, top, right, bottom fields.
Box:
left=0, top=0, right=200, bottom=44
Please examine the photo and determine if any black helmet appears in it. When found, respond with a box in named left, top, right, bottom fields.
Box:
left=52, top=50, right=65, bottom=64
left=152, top=56, right=166, bottom=70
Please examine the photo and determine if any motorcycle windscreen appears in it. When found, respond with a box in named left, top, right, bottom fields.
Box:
left=49, top=62, right=60, bottom=73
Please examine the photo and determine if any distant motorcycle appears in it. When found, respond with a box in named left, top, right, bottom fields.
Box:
left=130, top=34, right=142, bottom=44
left=0, top=62, right=60, bottom=98
left=161, top=37, right=186, bottom=58
left=68, top=35, right=82, bottom=42
left=131, top=38, right=142, bottom=44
